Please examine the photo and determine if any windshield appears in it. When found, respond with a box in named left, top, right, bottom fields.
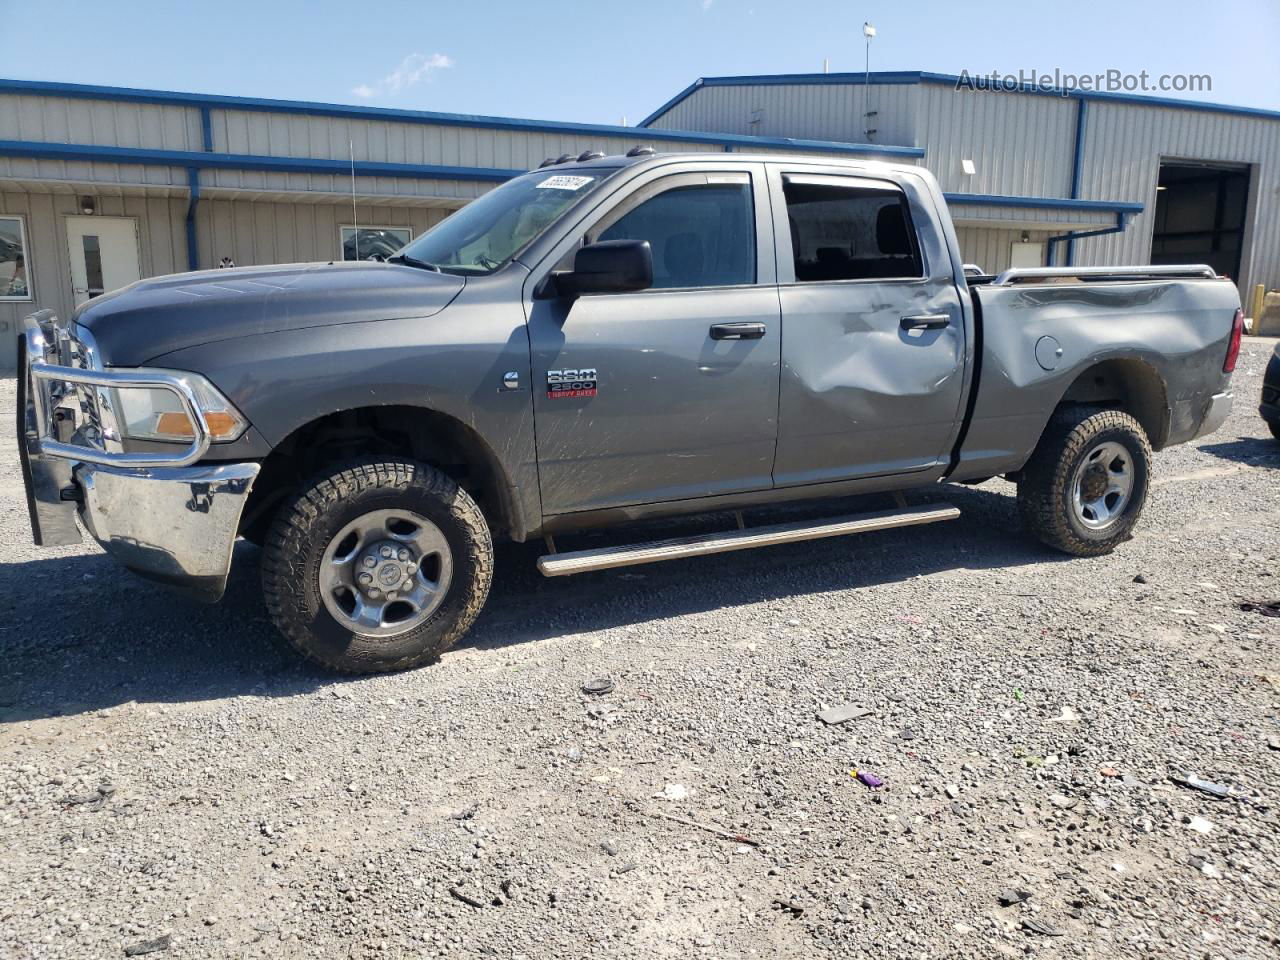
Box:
left=397, top=168, right=616, bottom=275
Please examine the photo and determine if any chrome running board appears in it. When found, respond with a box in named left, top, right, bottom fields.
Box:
left=537, top=503, right=960, bottom=577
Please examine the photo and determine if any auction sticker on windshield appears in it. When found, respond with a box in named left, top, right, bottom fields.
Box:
left=537, top=175, right=595, bottom=191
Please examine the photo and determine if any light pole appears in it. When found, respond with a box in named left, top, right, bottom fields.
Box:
left=863, top=22, right=876, bottom=141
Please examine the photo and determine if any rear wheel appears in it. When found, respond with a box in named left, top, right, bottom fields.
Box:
left=262, top=459, right=492, bottom=673
left=1017, top=407, right=1152, bottom=556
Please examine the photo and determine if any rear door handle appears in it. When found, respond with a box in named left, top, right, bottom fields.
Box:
left=710, top=322, right=767, bottom=340
left=900, top=314, right=951, bottom=331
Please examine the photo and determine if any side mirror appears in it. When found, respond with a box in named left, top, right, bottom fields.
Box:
left=556, top=239, right=653, bottom=297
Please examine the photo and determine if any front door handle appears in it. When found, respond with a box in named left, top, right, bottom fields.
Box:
left=900, top=314, right=951, bottom=331
left=710, top=322, right=767, bottom=340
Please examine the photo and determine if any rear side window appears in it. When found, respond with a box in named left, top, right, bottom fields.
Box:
left=782, top=179, right=922, bottom=282
left=597, top=183, right=755, bottom=289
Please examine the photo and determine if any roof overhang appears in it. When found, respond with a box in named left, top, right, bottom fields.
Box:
left=944, top=193, right=1143, bottom=231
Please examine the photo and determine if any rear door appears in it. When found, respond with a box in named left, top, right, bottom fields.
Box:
left=768, top=167, right=967, bottom=486
left=525, top=163, right=780, bottom=515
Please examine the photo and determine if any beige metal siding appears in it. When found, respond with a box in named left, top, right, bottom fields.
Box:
left=0, top=191, right=189, bottom=370
left=214, top=108, right=717, bottom=170
left=1073, top=101, right=1280, bottom=294
left=913, top=85, right=1077, bottom=198
left=954, top=226, right=1052, bottom=275
left=196, top=198, right=449, bottom=268
left=646, top=83, right=919, bottom=147
left=0, top=94, right=203, bottom=151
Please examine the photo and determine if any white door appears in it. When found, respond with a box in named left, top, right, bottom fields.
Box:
left=1009, top=241, right=1045, bottom=269
left=65, top=216, right=141, bottom=307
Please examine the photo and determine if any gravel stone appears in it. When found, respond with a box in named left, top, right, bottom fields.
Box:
left=2, top=342, right=1278, bottom=957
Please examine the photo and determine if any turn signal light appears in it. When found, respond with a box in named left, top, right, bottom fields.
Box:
left=153, top=410, right=243, bottom=441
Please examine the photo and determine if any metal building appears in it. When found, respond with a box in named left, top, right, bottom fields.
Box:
left=642, top=71, right=1279, bottom=298
left=0, top=79, right=918, bottom=372
left=4, top=72, right=1276, bottom=372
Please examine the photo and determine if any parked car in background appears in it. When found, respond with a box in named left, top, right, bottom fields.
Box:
left=18, top=150, right=1243, bottom=673
left=1262, top=341, right=1280, bottom=440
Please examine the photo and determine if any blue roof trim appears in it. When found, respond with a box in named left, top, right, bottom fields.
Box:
left=0, top=139, right=523, bottom=182
left=639, top=70, right=1280, bottom=127
left=944, top=192, right=1144, bottom=215
left=0, top=78, right=922, bottom=158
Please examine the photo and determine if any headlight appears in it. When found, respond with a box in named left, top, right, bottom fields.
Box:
left=111, top=372, right=248, bottom=444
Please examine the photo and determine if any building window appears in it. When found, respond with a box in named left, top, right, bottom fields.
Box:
left=340, top=226, right=412, bottom=261
left=782, top=179, right=923, bottom=282
left=0, top=215, right=32, bottom=301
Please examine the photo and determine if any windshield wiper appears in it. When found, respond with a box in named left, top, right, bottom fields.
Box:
left=388, top=253, right=440, bottom=272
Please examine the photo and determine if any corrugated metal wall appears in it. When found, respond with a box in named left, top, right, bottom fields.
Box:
left=0, top=190, right=187, bottom=346
left=0, top=93, right=203, bottom=149
left=197, top=199, right=450, bottom=268
left=913, top=85, right=1077, bottom=198
left=646, top=83, right=919, bottom=147
left=2, top=84, right=893, bottom=371
left=648, top=80, right=1280, bottom=296
left=213, top=109, right=714, bottom=169
left=954, top=226, right=1052, bottom=275
left=1073, top=101, right=1280, bottom=294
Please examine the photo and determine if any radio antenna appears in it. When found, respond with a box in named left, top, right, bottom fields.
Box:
left=349, top=139, right=359, bottom=260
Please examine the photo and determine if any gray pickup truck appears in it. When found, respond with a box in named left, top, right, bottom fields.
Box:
left=18, top=150, right=1243, bottom=673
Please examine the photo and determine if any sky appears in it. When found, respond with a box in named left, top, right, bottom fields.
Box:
left=2, top=0, right=1277, bottom=125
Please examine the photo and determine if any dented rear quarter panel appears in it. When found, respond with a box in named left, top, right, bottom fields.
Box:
left=953, top=277, right=1240, bottom=480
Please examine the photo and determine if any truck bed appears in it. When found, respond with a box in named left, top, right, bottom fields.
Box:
left=952, top=266, right=1240, bottom=482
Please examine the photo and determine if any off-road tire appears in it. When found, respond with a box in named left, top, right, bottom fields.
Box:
left=262, top=459, right=492, bottom=673
left=1017, top=406, right=1152, bottom=557
left=1269, top=420, right=1280, bottom=441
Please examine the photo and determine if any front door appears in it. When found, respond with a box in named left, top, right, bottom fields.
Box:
left=769, top=168, right=967, bottom=486
left=526, top=165, right=781, bottom=515
left=65, top=216, right=141, bottom=308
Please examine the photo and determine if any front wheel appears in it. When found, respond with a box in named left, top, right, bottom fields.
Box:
left=1017, top=407, right=1152, bottom=557
left=1269, top=420, right=1280, bottom=441
left=262, top=459, right=493, bottom=673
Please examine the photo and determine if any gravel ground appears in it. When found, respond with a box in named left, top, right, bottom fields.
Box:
left=2, top=340, right=1278, bottom=960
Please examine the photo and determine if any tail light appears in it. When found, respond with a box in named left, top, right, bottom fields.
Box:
left=1223, top=308, right=1243, bottom=373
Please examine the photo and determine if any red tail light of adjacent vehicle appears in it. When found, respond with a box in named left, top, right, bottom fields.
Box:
left=1223, top=308, right=1243, bottom=373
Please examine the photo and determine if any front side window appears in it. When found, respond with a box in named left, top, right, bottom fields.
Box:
left=782, top=179, right=922, bottom=282
left=0, top=215, right=31, bottom=301
left=398, top=169, right=616, bottom=275
left=595, top=181, right=755, bottom=289
left=341, top=226, right=412, bottom=261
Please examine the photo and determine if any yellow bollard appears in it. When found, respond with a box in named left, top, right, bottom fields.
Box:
left=1249, top=284, right=1265, bottom=334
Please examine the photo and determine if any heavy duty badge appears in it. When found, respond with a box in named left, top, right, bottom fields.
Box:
left=547, top=368, right=597, bottom=399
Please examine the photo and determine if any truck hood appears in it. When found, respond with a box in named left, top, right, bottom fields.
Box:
left=76, top=261, right=465, bottom=366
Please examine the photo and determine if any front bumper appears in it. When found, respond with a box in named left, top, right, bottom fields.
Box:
left=1192, top=391, right=1233, bottom=440
left=74, top=461, right=259, bottom=602
left=18, top=310, right=258, bottom=602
